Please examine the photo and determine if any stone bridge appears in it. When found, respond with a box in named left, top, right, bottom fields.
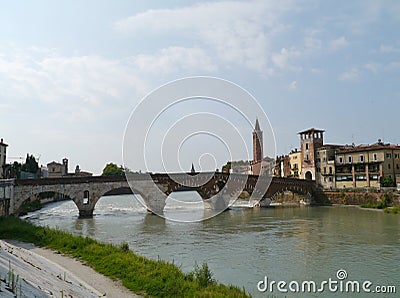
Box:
left=9, top=172, right=316, bottom=217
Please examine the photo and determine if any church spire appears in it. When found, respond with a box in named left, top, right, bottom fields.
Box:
left=255, top=118, right=261, bottom=131
left=191, top=163, right=195, bottom=173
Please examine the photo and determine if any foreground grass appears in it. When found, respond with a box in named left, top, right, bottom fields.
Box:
left=0, top=217, right=250, bottom=297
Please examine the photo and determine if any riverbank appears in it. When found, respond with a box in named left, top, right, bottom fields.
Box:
left=0, top=216, right=249, bottom=297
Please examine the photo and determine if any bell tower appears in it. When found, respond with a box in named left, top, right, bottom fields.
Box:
left=298, top=128, right=324, bottom=180
left=253, top=118, right=263, bottom=163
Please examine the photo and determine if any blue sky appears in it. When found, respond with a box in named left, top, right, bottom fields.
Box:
left=1, top=0, right=400, bottom=174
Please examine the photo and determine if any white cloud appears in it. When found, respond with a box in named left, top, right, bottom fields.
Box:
left=271, top=48, right=302, bottom=71
left=379, top=45, right=400, bottom=53
left=114, top=0, right=297, bottom=74
left=289, top=80, right=297, bottom=90
left=132, top=47, right=217, bottom=74
left=0, top=48, right=149, bottom=121
left=365, top=61, right=400, bottom=74
left=338, top=67, right=360, bottom=81
left=365, top=62, right=382, bottom=74
left=330, top=36, right=348, bottom=50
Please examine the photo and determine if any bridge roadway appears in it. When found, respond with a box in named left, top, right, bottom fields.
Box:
left=10, top=172, right=316, bottom=217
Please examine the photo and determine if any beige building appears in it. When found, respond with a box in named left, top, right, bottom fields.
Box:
left=289, top=149, right=301, bottom=178
left=335, top=141, right=400, bottom=189
left=315, top=145, right=342, bottom=189
left=47, top=158, right=68, bottom=178
left=0, top=139, right=8, bottom=178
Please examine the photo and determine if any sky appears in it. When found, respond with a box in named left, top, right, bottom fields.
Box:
left=1, top=0, right=400, bottom=175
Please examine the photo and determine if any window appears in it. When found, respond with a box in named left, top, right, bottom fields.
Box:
left=373, top=153, right=377, bottom=161
left=359, top=155, right=364, bottom=162
left=324, top=167, right=326, bottom=174
left=329, top=167, right=333, bottom=174
left=397, top=164, right=399, bottom=170
left=388, top=164, right=391, bottom=169
left=83, top=190, right=90, bottom=204
left=336, top=175, right=353, bottom=181
left=329, top=177, right=333, bottom=182
left=369, top=174, right=379, bottom=181
left=339, top=157, right=343, bottom=163
left=387, top=153, right=392, bottom=158
left=306, top=143, right=309, bottom=150
left=356, top=175, right=367, bottom=181
left=348, top=156, right=352, bottom=163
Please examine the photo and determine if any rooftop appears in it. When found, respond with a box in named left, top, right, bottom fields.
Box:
left=298, top=128, right=325, bottom=135
left=336, top=141, right=400, bottom=153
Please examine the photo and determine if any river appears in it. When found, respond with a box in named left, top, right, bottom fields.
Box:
left=24, top=193, right=400, bottom=297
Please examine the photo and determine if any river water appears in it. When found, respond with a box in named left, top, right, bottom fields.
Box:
left=24, top=193, right=400, bottom=297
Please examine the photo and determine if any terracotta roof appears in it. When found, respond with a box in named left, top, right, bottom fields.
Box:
left=336, top=143, right=400, bottom=153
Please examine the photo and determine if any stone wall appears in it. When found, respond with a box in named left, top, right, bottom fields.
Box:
left=315, top=190, right=400, bottom=206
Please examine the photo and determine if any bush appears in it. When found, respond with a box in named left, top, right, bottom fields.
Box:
left=193, top=262, right=215, bottom=288
left=119, top=241, right=130, bottom=253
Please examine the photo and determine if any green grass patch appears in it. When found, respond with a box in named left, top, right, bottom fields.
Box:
left=0, top=217, right=250, bottom=297
left=360, top=202, right=386, bottom=209
left=384, top=206, right=400, bottom=214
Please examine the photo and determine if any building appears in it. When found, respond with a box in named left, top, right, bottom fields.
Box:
left=47, top=158, right=68, bottom=178
left=315, top=145, right=342, bottom=189
left=73, top=165, right=93, bottom=177
left=298, top=128, right=325, bottom=180
left=289, top=149, right=301, bottom=178
left=229, top=161, right=252, bottom=174
left=0, top=139, right=8, bottom=178
left=335, top=141, right=400, bottom=189
left=275, top=155, right=291, bottom=178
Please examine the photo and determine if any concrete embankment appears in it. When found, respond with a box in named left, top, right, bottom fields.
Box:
left=0, top=240, right=138, bottom=297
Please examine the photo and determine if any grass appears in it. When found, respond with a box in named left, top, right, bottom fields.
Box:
left=0, top=217, right=250, bottom=297
left=384, top=205, right=400, bottom=214
left=360, top=202, right=386, bottom=209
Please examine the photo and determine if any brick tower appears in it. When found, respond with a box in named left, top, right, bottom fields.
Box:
left=253, top=118, right=263, bottom=163
left=298, top=128, right=324, bottom=180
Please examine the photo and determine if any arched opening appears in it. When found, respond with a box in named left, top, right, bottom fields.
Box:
left=83, top=190, right=90, bottom=204
left=164, top=188, right=205, bottom=222
left=20, top=191, right=78, bottom=218
left=93, top=187, right=146, bottom=216
left=305, top=171, right=313, bottom=180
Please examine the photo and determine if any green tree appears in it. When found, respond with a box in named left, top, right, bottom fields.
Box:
left=21, top=154, right=39, bottom=174
left=221, top=161, right=231, bottom=173
left=381, top=176, right=395, bottom=187
left=102, top=163, right=125, bottom=176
